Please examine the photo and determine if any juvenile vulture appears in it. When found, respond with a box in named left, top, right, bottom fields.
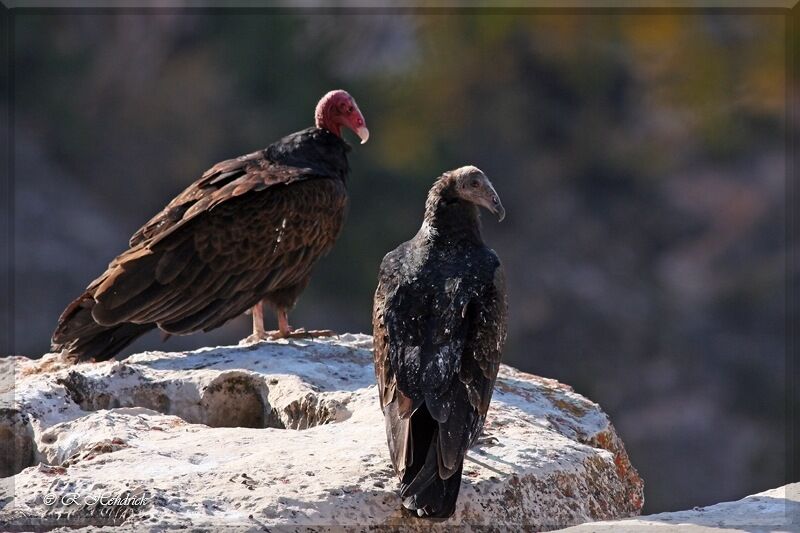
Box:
left=52, top=90, right=369, bottom=363
left=372, top=166, right=507, bottom=518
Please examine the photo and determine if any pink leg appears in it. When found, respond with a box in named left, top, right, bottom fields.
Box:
left=276, top=308, right=292, bottom=338
left=274, top=308, right=336, bottom=339
left=252, top=302, right=266, bottom=338
left=242, top=301, right=269, bottom=344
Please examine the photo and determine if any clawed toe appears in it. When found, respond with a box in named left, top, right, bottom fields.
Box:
left=241, top=332, right=271, bottom=345
left=303, top=329, right=337, bottom=338
left=239, top=328, right=338, bottom=344
left=268, top=329, right=290, bottom=340
left=281, top=329, right=337, bottom=339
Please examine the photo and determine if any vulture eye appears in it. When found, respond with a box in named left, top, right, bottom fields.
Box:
left=347, top=105, right=354, bottom=114
left=471, top=180, right=480, bottom=188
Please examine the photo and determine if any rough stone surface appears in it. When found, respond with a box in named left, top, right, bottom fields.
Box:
left=555, top=483, right=799, bottom=532
left=0, top=334, right=643, bottom=531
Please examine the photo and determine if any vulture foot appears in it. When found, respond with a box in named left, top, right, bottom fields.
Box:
left=239, top=329, right=336, bottom=344
left=241, top=331, right=273, bottom=345
left=273, top=328, right=338, bottom=339
left=240, top=329, right=296, bottom=344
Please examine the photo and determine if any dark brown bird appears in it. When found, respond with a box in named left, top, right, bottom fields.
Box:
left=52, top=90, right=369, bottom=362
left=372, top=166, right=507, bottom=519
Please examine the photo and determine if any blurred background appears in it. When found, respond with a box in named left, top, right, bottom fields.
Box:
left=2, top=10, right=793, bottom=514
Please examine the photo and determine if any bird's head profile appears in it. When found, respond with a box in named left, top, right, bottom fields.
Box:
left=440, top=165, right=505, bottom=221
left=315, top=89, right=369, bottom=144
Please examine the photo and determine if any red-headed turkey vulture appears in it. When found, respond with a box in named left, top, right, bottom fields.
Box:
left=372, top=166, right=508, bottom=518
left=52, top=90, right=369, bottom=363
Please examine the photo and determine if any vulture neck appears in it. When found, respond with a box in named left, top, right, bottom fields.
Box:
left=422, top=195, right=483, bottom=246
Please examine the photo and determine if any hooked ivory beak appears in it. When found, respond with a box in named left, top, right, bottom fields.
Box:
left=355, top=125, right=370, bottom=144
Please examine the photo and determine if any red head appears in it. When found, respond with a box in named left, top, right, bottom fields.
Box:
left=314, top=90, right=369, bottom=144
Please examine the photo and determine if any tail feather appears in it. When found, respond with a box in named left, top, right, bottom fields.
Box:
left=399, top=406, right=463, bottom=519
left=51, top=294, right=155, bottom=363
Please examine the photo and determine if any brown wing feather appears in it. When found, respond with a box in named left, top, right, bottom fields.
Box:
left=372, top=274, right=412, bottom=476
left=83, top=159, right=345, bottom=334
left=129, top=150, right=312, bottom=247
left=372, top=276, right=394, bottom=408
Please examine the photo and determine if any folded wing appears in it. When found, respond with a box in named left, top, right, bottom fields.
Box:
left=53, top=152, right=347, bottom=360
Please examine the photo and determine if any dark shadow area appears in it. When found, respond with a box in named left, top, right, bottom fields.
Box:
left=0, top=409, right=34, bottom=478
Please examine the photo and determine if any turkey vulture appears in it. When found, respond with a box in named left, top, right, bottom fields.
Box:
left=372, top=166, right=508, bottom=518
left=52, top=90, right=369, bottom=363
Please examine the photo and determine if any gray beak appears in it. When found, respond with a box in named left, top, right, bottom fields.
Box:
left=483, top=181, right=505, bottom=222
left=491, top=196, right=506, bottom=222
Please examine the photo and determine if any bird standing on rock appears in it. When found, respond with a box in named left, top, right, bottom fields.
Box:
left=52, top=90, right=369, bottom=363
left=372, top=166, right=508, bottom=519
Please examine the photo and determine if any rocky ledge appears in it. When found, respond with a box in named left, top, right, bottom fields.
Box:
left=0, top=334, right=643, bottom=531
left=558, top=483, right=798, bottom=532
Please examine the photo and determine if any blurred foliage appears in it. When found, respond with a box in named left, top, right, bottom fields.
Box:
left=6, top=10, right=792, bottom=514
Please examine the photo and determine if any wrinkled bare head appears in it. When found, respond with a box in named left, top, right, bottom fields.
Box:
left=314, top=90, right=369, bottom=144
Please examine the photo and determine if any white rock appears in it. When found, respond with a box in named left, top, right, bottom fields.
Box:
left=555, top=483, right=799, bottom=532
left=0, top=334, right=643, bottom=531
